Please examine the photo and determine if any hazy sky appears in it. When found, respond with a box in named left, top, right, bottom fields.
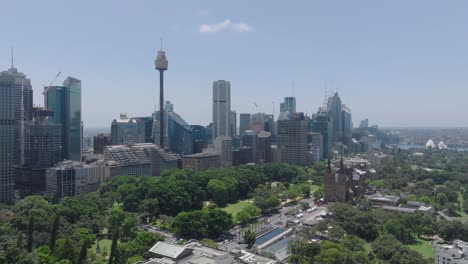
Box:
left=2, top=0, right=468, bottom=128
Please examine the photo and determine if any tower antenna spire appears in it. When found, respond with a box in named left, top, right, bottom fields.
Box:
left=160, top=37, right=163, bottom=51
left=11, top=47, right=14, bottom=69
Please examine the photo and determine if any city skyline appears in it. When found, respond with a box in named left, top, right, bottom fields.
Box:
left=2, top=1, right=468, bottom=128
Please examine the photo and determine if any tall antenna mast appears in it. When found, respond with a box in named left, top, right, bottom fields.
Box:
left=11, top=47, right=14, bottom=69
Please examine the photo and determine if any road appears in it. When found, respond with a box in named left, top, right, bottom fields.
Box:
left=219, top=197, right=327, bottom=252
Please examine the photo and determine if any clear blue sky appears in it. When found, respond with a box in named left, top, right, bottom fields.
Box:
left=2, top=0, right=468, bottom=128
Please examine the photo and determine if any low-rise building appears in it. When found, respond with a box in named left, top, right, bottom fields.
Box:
left=434, top=240, right=468, bottom=264
left=367, top=194, right=400, bottom=206
left=182, top=152, right=221, bottom=172
left=104, top=144, right=153, bottom=177
left=46, top=160, right=111, bottom=198
left=143, top=241, right=234, bottom=264
left=153, top=148, right=181, bottom=176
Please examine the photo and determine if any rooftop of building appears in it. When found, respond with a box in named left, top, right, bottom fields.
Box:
left=183, top=152, right=220, bottom=158
left=149, top=242, right=193, bottom=260
left=258, top=131, right=272, bottom=138
left=105, top=145, right=150, bottom=165
left=155, top=148, right=181, bottom=161
left=48, top=160, right=103, bottom=170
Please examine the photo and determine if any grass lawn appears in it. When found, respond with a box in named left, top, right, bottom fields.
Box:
left=222, top=200, right=253, bottom=215
left=455, top=192, right=468, bottom=221
left=410, top=164, right=419, bottom=170
left=406, top=237, right=434, bottom=258
left=90, top=239, right=113, bottom=255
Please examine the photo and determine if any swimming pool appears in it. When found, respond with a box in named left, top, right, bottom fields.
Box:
left=255, top=227, right=285, bottom=245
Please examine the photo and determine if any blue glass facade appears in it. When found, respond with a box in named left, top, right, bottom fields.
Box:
left=167, top=112, right=193, bottom=155
left=45, top=77, right=82, bottom=161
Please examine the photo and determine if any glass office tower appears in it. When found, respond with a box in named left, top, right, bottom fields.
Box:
left=45, top=77, right=82, bottom=161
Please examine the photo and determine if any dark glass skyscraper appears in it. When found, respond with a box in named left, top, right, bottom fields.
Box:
left=153, top=103, right=193, bottom=155
left=16, top=108, right=62, bottom=195
left=239, top=113, right=250, bottom=136
left=311, top=110, right=333, bottom=159
left=44, top=77, right=82, bottom=161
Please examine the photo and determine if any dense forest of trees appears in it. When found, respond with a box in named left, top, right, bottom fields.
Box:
left=0, top=163, right=310, bottom=263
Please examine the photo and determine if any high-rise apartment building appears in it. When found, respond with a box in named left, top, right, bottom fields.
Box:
left=44, top=76, right=82, bottom=161
left=111, top=114, right=145, bottom=146
left=0, top=64, right=32, bottom=202
left=277, top=112, right=309, bottom=165
left=212, top=80, right=231, bottom=141
left=239, top=113, right=251, bottom=136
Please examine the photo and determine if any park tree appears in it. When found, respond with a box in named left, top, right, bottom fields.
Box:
left=49, top=213, right=60, bottom=252
left=207, top=179, right=228, bottom=207
left=244, top=229, right=256, bottom=249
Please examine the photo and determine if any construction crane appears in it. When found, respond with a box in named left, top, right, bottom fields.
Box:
left=43, top=71, right=62, bottom=94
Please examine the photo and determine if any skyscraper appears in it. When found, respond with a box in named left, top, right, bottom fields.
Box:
left=327, top=92, right=343, bottom=142
left=191, top=125, right=207, bottom=153
left=277, top=112, right=309, bottom=165
left=230, top=111, right=237, bottom=137
left=0, top=62, right=32, bottom=202
left=239, top=113, right=251, bottom=136
left=280, top=97, right=296, bottom=113
left=44, top=76, right=82, bottom=161
left=212, top=80, right=231, bottom=141
left=311, top=110, right=333, bottom=159
left=155, top=46, right=168, bottom=148
left=341, top=105, right=352, bottom=138
left=153, top=102, right=193, bottom=155
left=16, top=107, right=62, bottom=195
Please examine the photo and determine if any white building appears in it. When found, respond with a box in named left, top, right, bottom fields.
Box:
left=434, top=240, right=468, bottom=264
left=212, top=80, right=231, bottom=141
